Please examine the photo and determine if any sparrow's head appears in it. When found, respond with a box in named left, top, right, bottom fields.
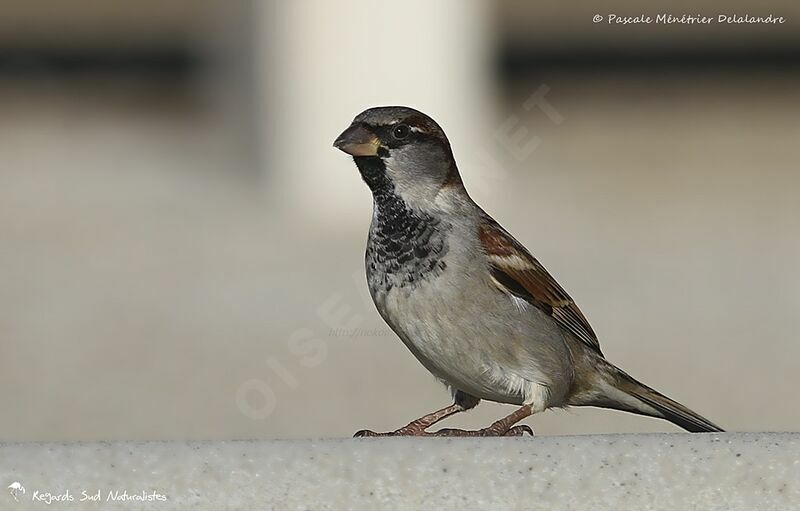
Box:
left=334, top=106, right=461, bottom=199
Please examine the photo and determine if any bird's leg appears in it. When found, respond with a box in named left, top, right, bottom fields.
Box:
left=431, top=404, right=534, bottom=437
left=354, top=403, right=465, bottom=437
left=354, top=391, right=480, bottom=437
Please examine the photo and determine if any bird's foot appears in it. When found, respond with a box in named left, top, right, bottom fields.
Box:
left=354, top=424, right=533, bottom=438
left=430, top=424, right=534, bottom=437
left=354, top=403, right=468, bottom=438
left=353, top=426, right=429, bottom=437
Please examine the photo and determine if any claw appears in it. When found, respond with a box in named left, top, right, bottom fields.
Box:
left=354, top=429, right=380, bottom=438
left=505, top=425, right=534, bottom=436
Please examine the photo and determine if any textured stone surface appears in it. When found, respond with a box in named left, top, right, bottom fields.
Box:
left=0, top=433, right=797, bottom=510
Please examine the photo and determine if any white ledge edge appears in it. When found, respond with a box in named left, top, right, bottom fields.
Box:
left=0, top=433, right=797, bottom=510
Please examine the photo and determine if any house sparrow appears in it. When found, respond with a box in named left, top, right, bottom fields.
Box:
left=334, top=106, right=722, bottom=436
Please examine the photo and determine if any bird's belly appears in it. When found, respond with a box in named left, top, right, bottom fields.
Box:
left=373, top=272, right=574, bottom=408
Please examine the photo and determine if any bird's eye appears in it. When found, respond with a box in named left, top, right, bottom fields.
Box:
left=392, top=124, right=410, bottom=140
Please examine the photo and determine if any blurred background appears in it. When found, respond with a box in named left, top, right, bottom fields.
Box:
left=1, top=0, right=798, bottom=441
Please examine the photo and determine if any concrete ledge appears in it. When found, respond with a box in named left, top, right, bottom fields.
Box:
left=0, top=433, right=797, bottom=510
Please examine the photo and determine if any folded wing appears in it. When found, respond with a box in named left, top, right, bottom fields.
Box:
left=478, top=214, right=603, bottom=356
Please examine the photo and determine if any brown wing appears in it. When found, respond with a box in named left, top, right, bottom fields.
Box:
left=478, top=214, right=603, bottom=356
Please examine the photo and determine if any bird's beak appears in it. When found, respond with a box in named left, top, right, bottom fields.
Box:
left=333, top=124, right=380, bottom=156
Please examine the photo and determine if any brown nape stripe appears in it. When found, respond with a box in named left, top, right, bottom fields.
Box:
left=441, top=162, right=464, bottom=188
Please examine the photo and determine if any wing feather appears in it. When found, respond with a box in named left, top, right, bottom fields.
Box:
left=478, top=215, right=603, bottom=355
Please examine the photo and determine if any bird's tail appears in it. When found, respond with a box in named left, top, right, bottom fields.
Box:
left=578, top=360, right=723, bottom=433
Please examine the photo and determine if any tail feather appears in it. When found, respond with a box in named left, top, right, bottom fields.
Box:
left=583, top=363, right=724, bottom=433
left=626, top=384, right=723, bottom=433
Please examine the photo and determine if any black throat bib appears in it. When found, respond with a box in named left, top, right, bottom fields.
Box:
left=354, top=156, right=449, bottom=292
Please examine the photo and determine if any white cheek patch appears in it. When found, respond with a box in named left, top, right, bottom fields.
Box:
left=382, top=150, right=444, bottom=210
